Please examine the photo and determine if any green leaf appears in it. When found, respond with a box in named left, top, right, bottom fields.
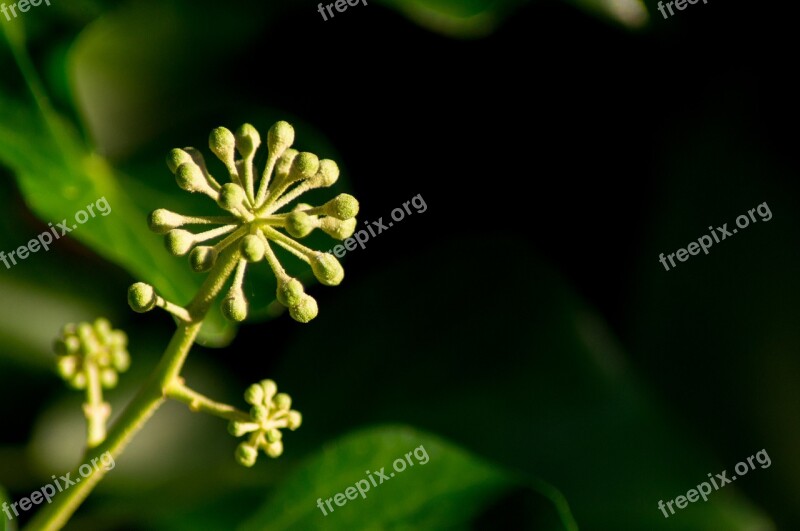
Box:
left=0, top=13, right=233, bottom=342
left=240, top=425, right=576, bottom=530
left=0, top=92, right=233, bottom=344
left=272, top=236, right=774, bottom=530
left=374, top=0, right=649, bottom=38
left=563, top=0, right=649, bottom=28
left=0, top=484, right=16, bottom=531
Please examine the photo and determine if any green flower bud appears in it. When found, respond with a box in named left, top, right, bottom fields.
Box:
left=236, top=123, right=261, bottom=159
left=244, top=383, right=265, bottom=405
left=289, top=295, right=318, bottom=323
left=165, top=229, right=196, bottom=256
left=77, top=323, right=95, bottom=347
left=240, top=235, right=265, bottom=262
left=221, top=293, right=248, bottom=322
left=209, top=127, right=236, bottom=163
left=251, top=404, right=268, bottom=422
left=265, top=440, right=284, bottom=458
left=190, top=246, right=218, bottom=272
left=54, top=336, right=80, bottom=356
left=175, top=163, right=209, bottom=194
left=285, top=211, right=315, bottom=238
left=100, top=368, right=118, bottom=389
left=236, top=442, right=258, bottom=467
left=311, top=253, right=344, bottom=286
left=217, top=183, right=246, bottom=212
left=128, top=282, right=158, bottom=313
left=265, top=428, right=282, bottom=443
left=277, top=278, right=305, bottom=307
left=166, top=148, right=193, bottom=174
left=275, top=149, right=299, bottom=178
left=148, top=209, right=185, bottom=234
left=320, top=217, right=357, bottom=240
left=289, top=152, right=320, bottom=181
left=112, top=349, right=131, bottom=372
left=261, top=379, right=278, bottom=402
left=70, top=372, right=87, bottom=390
left=57, top=356, right=79, bottom=380
left=94, top=318, right=112, bottom=339
left=267, top=121, right=295, bottom=158
left=323, top=194, right=359, bottom=220
left=183, top=147, right=211, bottom=175
left=273, top=393, right=292, bottom=411
left=286, top=410, right=302, bottom=430
left=109, top=330, right=127, bottom=349
left=311, top=159, right=340, bottom=188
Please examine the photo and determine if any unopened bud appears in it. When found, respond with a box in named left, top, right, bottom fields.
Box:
left=267, top=121, right=295, bottom=159
left=320, top=217, right=357, bottom=240
left=286, top=410, right=302, bottom=430
left=323, top=194, right=359, bottom=220
left=236, top=123, right=261, bottom=159
left=285, top=211, right=316, bottom=238
left=209, top=127, right=236, bottom=163
left=190, top=246, right=218, bottom=272
left=289, top=152, right=320, bottom=181
left=311, top=253, right=344, bottom=286
left=241, top=235, right=265, bottom=262
left=289, top=295, right=318, bottom=323
left=148, top=209, right=185, bottom=234
left=218, top=183, right=246, bottom=212
left=236, top=443, right=258, bottom=467
left=128, top=282, right=158, bottom=313
left=221, top=293, right=248, bottom=322
left=165, top=230, right=196, bottom=256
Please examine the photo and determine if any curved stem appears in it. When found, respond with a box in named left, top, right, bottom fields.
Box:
left=25, top=246, right=242, bottom=531
left=166, top=379, right=251, bottom=423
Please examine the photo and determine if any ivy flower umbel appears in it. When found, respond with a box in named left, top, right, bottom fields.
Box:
left=143, top=121, right=359, bottom=323
left=54, top=318, right=130, bottom=447
left=55, top=318, right=130, bottom=391
left=228, top=379, right=302, bottom=467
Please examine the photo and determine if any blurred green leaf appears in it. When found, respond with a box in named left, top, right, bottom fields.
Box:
left=564, top=0, right=649, bottom=28
left=0, top=484, right=16, bottom=531
left=374, top=0, right=648, bottom=37
left=240, top=425, right=576, bottom=531
left=0, top=21, right=233, bottom=344
left=273, top=237, right=773, bottom=530
left=630, top=103, right=800, bottom=525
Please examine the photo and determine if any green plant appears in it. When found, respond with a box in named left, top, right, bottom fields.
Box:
left=26, top=121, right=359, bottom=531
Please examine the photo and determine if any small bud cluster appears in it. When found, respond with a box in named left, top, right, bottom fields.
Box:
left=228, top=379, right=302, bottom=467
left=144, top=121, right=359, bottom=323
left=54, top=318, right=130, bottom=390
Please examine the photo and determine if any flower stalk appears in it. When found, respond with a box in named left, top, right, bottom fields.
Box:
left=27, top=121, right=359, bottom=530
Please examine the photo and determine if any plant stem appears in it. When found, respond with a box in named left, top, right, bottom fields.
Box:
left=25, top=246, right=242, bottom=531
left=83, top=363, right=109, bottom=449
left=166, top=379, right=251, bottom=423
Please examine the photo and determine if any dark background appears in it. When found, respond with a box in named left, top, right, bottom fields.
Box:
left=1, top=0, right=798, bottom=529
